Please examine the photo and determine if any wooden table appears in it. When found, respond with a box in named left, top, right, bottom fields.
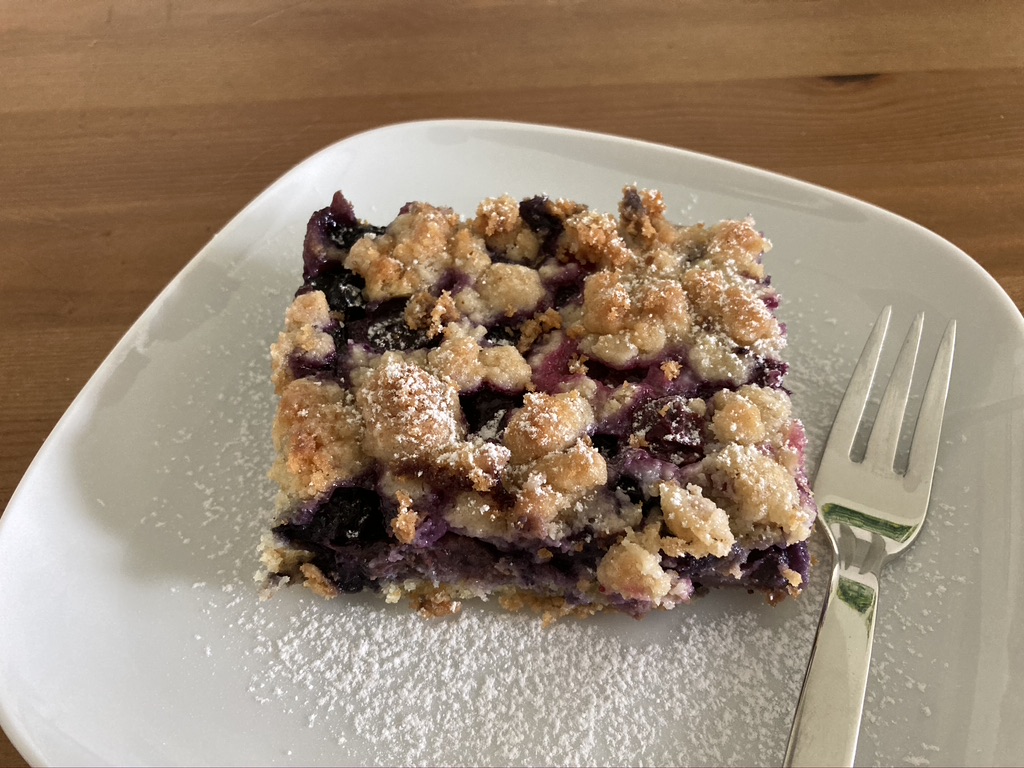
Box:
left=1, top=2, right=1022, bottom=765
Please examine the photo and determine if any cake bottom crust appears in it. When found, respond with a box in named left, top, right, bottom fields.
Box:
left=259, top=527, right=810, bottom=623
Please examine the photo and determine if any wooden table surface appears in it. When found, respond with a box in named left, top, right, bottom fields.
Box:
left=2, top=2, right=1022, bottom=765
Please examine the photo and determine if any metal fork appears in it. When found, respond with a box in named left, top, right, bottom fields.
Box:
left=784, top=306, right=956, bottom=767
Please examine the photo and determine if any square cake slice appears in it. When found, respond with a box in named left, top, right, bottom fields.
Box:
left=260, top=187, right=816, bottom=620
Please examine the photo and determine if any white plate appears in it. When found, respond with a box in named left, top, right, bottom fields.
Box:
left=1, top=120, right=1022, bottom=767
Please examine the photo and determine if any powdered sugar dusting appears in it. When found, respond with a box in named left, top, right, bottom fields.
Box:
left=127, top=250, right=980, bottom=767
left=132, top=288, right=829, bottom=765
left=235, top=595, right=823, bottom=766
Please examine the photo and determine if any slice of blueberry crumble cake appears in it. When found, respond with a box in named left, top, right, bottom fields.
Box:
left=260, top=186, right=816, bottom=621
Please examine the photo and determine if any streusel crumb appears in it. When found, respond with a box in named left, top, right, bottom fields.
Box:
left=596, top=534, right=672, bottom=602
left=264, top=186, right=816, bottom=618
left=659, top=481, right=735, bottom=559
left=698, top=443, right=812, bottom=545
left=579, top=269, right=692, bottom=366
left=357, top=357, right=464, bottom=463
left=345, top=203, right=464, bottom=302
left=269, top=291, right=335, bottom=393
left=392, top=491, right=420, bottom=544
left=269, top=378, right=369, bottom=499
left=504, top=391, right=594, bottom=464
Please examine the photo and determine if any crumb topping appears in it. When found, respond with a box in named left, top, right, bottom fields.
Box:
left=710, top=384, right=792, bottom=447
left=345, top=203, right=467, bottom=302
left=682, top=268, right=779, bottom=348
left=596, top=533, right=672, bottom=603
left=562, top=210, right=635, bottom=269
left=475, top=262, right=546, bottom=319
left=695, top=219, right=770, bottom=281
left=269, top=378, right=369, bottom=500
left=428, top=323, right=532, bottom=392
left=438, top=439, right=512, bottom=493
left=504, top=391, right=594, bottom=464
left=579, top=269, right=692, bottom=366
left=357, top=356, right=464, bottom=463
left=391, top=491, right=420, bottom=544
left=299, top=563, right=339, bottom=599
left=265, top=186, right=815, bottom=615
left=446, top=491, right=509, bottom=539
left=697, top=443, right=812, bottom=545
left=405, top=290, right=460, bottom=338
left=658, top=481, right=735, bottom=558
left=518, top=308, right=563, bottom=353
left=270, top=291, right=335, bottom=393
left=473, top=195, right=541, bottom=263
left=618, top=186, right=676, bottom=249
left=509, top=439, right=608, bottom=535
left=660, top=360, right=682, bottom=380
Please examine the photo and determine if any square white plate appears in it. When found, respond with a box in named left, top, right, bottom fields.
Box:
left=1, top=120, right=1022, bottom=767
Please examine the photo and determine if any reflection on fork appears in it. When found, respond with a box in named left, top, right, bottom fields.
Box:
left=784, top=306, right=956, bottom=767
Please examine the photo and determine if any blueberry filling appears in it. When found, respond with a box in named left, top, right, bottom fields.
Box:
left=518, top=196, right=566, bottom=258
left=631, top=396, right=705, bottom=464
left=268, top=188, right=817, bottom=616
left=278, top=492, right=810, bottom=613
left=301, top=267, right=368, bottom=319
left=483, top=323, right=519, bottom=347
left=459, top=389, right=524, bottom=436
left=274, top=485, right=387, bottom=548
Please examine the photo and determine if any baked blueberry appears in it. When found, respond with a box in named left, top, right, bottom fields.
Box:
left=263, top=187, right=816, bottom=620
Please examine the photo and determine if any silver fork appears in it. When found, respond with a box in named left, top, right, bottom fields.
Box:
left=784, top=306, right=956, bottom=767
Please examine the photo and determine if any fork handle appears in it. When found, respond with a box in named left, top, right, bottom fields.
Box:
left=784, top=564, right=879, bottom=767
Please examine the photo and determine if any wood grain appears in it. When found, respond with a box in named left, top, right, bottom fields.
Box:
left=2, top=1, right=1022, bottom=765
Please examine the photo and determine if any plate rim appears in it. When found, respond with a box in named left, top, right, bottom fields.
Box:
left=1, top=118, right=1021, bottom=767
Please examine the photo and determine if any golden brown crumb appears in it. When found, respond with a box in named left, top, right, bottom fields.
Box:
left=504, top=390, right=595, bottom=464
left=475, top=262, right=546, bottom=318
left=428, top=323, right=532, bottom=392
left=259, top=533, right=312, bottom=576
left=682, top=268, right=778, bottom=347
left=269, top=292, right=336, bottom=393
left=299, top=563, right=338, bottom=599
left=596, top=534, right=672, bottom=602
left=561, top=210, right=635, bottom=269
left=518, top=308, right=563, bottom=352
left=392, top=491, right=420, bottom=544
left=698, top=443, right=813, bottom=545
left=698, top=219, right=770, bottom=280
left=472, top=195, right=542, bottom=263
left=567, top=354, right=589, bottom=376
left=437, top=440, right=511, bottom=492
left=627, top=433, right=649, bottom=449
left=579, top=269, right=692, bottom=365
left=658, top=481, right=735, bottom=558
left=660, top=360, right=682, bottom=380
left=357, top=356, right=464, bottom=463
left=498, top=592, right=602, bottom=626
left=269, top=378, right=370, bottom=500
left=345, top=203, right=465, bottom=301
left=781, top=567, right=803, bottom=589
left=445, top=491, right=509, bottom=538
left=618, top=185, right=678, bottom=249
left=408, top=585, right=463, bottom=618
left=405, top=290, right=460, bottom=337
left=508, top=440, right=607, bottom=531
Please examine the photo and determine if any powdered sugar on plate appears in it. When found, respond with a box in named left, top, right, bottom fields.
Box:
left=128, top=284, right=980, bottom=766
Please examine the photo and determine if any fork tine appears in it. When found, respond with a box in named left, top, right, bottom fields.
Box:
left=863, top=312, right=924, bottom=472
left=821, top=306, right=892, bottom=461
left=905, top=318, right=956, bottom=489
